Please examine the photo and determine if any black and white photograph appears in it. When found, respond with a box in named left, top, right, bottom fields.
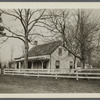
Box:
left=0, top=2, right=99, bottom=97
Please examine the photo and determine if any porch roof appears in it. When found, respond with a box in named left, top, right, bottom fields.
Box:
left=15, top=55, right=50, bottom=62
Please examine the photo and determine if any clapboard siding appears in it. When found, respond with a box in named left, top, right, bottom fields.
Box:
left=51, top=46, right=72, bottom=69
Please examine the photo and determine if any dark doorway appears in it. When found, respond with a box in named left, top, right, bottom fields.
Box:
left=17, top=62, right=19, bottom=69
left=43, top=61, right=48, bottom=69
left=33, top=61, right=41, bottom=69
left=28, top=62, right=32, bottom=69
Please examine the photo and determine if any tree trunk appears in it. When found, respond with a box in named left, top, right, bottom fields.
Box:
left=88, top=53, right=91, bottom=66
left=24, top=9, right=29, bottom=69
left=81, top=59, right=85, bottom=69
left=73, top=56, right=76, bottom=69
left=24, top=39, right=29, bottom=69
left=80, top=60, right=83, bottom=69
left=83, top=59, right=85, bottom=69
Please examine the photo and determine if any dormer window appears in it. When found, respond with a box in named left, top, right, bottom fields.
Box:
left=58, top=48, right=62, bottom=56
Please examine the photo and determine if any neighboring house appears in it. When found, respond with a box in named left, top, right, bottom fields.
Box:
left=14, top=41, right=79, bottom=70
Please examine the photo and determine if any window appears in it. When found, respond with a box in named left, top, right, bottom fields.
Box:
left=58, top=48, right=62, bottom=56
left=70, top=65, right=73, bottom=69
left=70, top=61, right=73, bottom=69
left=55, top=60, right=60, bottom=69
left=70, top=61, right=73, bottom=64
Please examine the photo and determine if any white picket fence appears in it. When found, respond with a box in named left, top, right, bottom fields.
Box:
left=4, top=68, right=100, bottom=80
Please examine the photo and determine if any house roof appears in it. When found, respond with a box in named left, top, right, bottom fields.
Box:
left=21, top=41, right=62, bottom=58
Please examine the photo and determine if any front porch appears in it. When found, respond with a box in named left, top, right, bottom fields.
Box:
left=15, top=55, right=50, bottom=69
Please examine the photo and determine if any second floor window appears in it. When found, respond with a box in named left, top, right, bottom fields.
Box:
left=58, top=48, right=62, bottom=56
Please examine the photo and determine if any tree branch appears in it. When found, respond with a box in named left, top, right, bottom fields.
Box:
left=28, top=9, right=46, bottom=33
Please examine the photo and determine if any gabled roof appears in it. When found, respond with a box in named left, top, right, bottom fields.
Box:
left=21, top=41, right=62, bottom=58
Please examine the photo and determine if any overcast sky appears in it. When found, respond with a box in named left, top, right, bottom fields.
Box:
left=0, top=9, right=100, bottom=63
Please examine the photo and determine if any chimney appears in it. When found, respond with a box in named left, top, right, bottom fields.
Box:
left=34, top=41, right=38, bottom=45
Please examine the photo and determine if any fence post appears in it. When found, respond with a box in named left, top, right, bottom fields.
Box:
left=76, top=69, right=78, bottom=80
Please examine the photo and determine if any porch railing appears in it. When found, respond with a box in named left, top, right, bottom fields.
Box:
left=4, top=68, right=100, bottom=80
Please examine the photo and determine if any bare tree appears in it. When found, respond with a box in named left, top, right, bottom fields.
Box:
left=41, top=9, right=100, bottom=68
left=71, top=10, right=100, bottom=68
left=0, top=9, right=46, bottom=69
left=38, top=9, right=80, bottom=68
left=92, top=35, right=100, bottom=68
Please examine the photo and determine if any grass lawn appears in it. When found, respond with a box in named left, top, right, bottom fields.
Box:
left=0, top=75, right=100, bottom=93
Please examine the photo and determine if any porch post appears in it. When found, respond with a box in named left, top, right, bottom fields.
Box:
left=19, top=62, right=21, bottom=69
left=31, top=62, right=34, bottom=69
left=41, top=61, right=43, bottom=69
left=14, top=62, right=17, bottom=69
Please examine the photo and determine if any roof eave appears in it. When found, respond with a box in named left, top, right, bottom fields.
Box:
left=14, top=55, right=50, bottom=62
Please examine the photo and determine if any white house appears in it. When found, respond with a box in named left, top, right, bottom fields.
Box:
left=14, top=41, right=79, bottom=70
